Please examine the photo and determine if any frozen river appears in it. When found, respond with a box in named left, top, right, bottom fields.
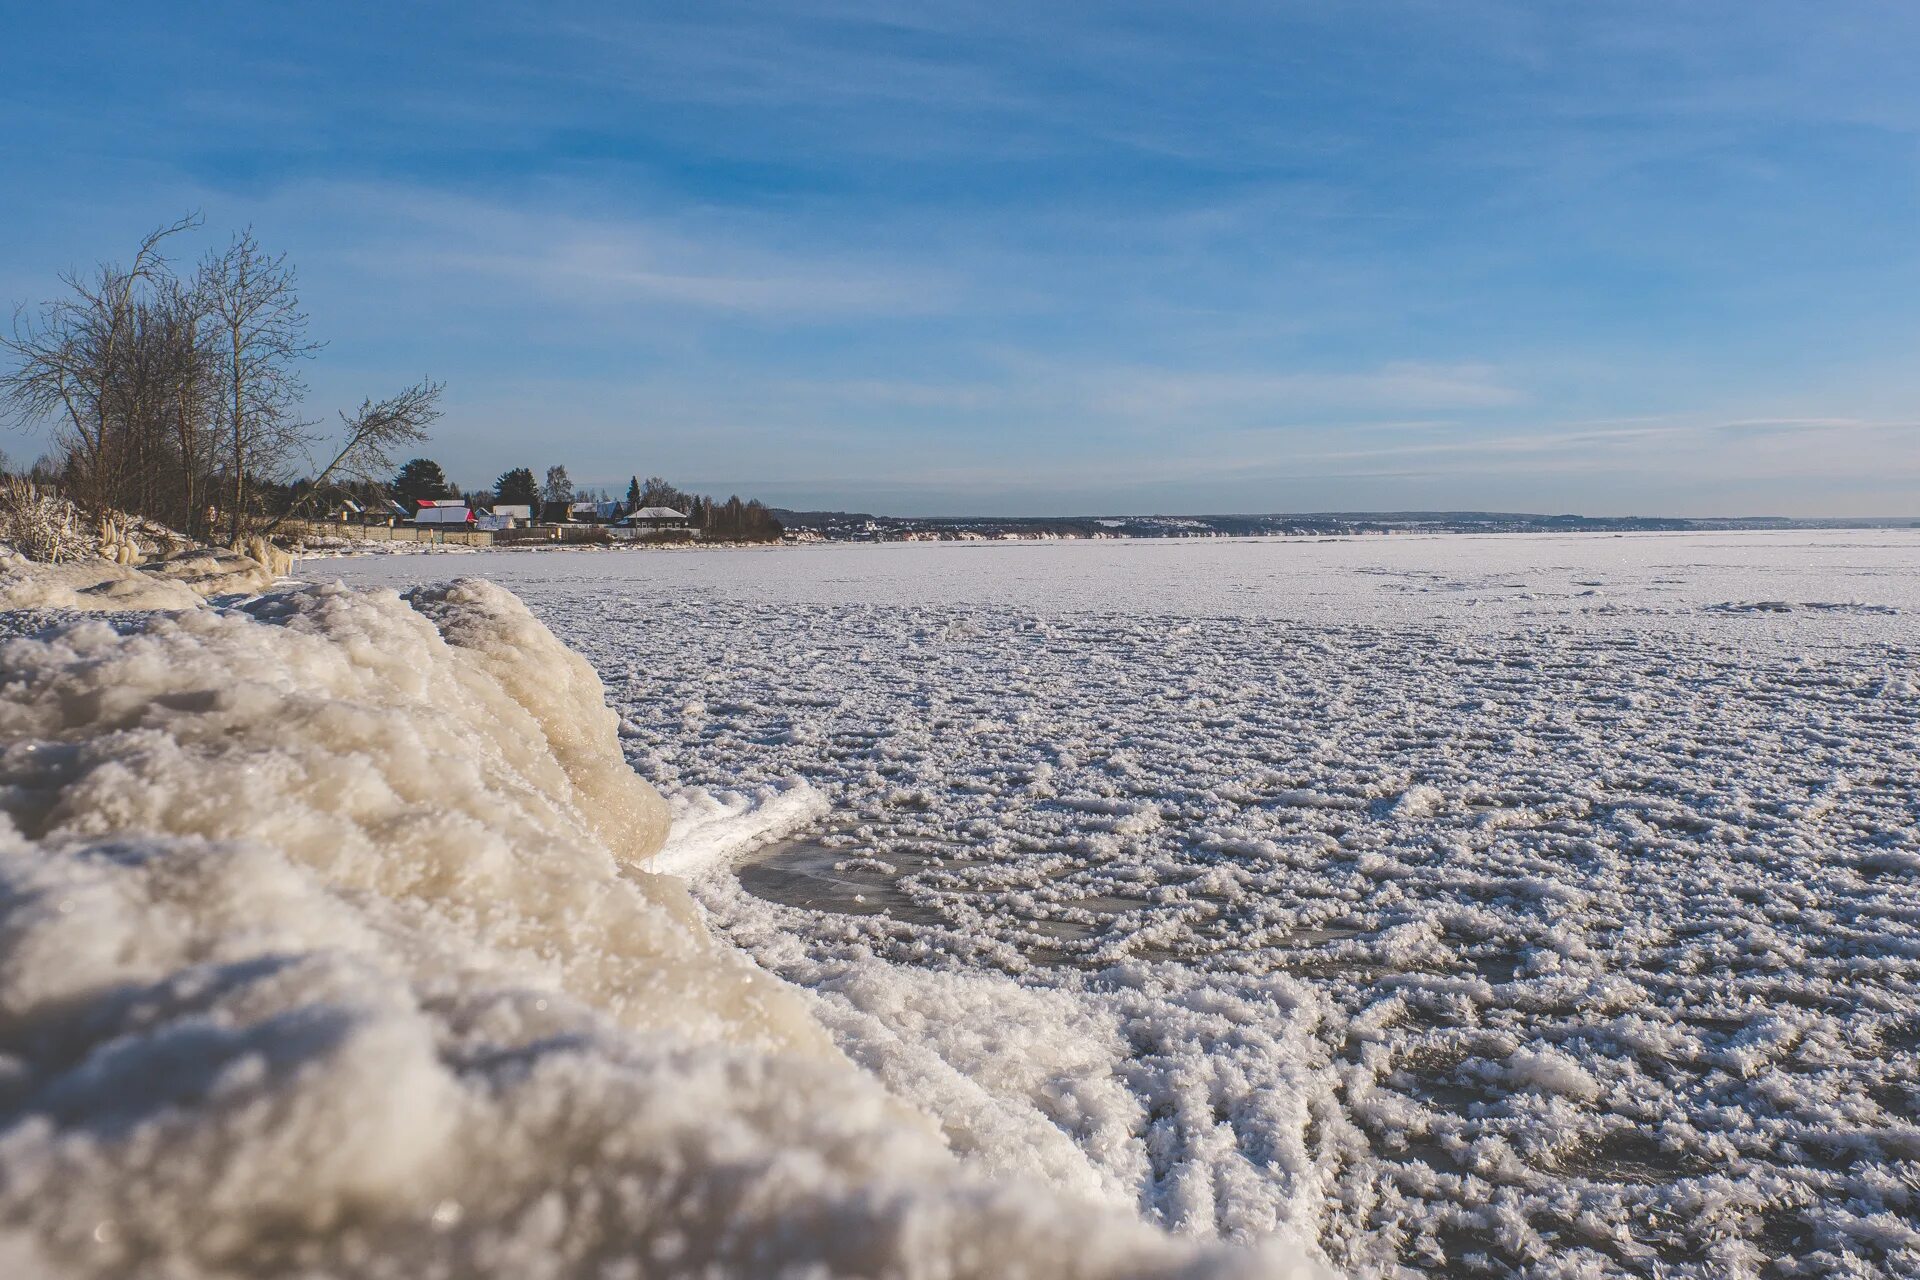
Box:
left=321, top=531, right=1920, bottom=1278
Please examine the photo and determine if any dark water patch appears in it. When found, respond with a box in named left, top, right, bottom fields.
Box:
left=735, top=839, right=947, bottom=927
left=1755, top=1207, right=1815, bottom=1264
left=1561, top=1129, right=1715, bottom=1185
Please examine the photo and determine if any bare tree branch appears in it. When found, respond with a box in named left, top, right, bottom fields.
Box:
left=264, top=380, right=443, bottom=532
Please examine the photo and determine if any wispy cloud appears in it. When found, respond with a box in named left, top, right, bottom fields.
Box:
left=323, top=184, right=955, bottom=318
left=1091, top=363, right=1527, bottom=418
left=435, top=238, right=940, bottom=316
left=776, top=378, right=1006, bottom=410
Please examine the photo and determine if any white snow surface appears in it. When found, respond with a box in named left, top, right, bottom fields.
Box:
left=0, top=551, right=279, bottom=612
left=652, top=781, right=833, bottom=879
left=320, top=530, right=1920, bottom=1279
left=0, top=574, right=1314, bottom=1279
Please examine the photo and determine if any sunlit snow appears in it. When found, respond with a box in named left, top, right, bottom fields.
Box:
left=320, top=530, right=1920, bottom=1276
left=0, top=575, right=1307, bottom=1280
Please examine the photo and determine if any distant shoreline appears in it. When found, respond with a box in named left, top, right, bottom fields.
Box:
left=293, top=521, right=1920, bottom=567
left=771, top=509, right=1920, bottom=543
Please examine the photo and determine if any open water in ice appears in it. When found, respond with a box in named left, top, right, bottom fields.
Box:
left=323, top=531, right=1920, bottom=1279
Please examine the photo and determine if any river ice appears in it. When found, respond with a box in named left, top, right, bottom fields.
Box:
left=321, top=531, right=1920, bottom=1279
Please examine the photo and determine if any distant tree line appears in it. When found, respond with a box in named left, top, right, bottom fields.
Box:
left=0, top=216, right=441, bottom=545
left=697, top=494, right=782, bottom=541
left=422, top=462, right=782, bottom=540
left=357, top=453, right=783, bottom=541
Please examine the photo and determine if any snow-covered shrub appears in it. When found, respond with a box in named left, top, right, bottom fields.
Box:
left=0, top=477, right=189, bottom=565
left=0, top=477, right=97, bottom=563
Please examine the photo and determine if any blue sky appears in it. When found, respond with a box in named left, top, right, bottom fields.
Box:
left=3, top=1, right=1918, bottom=515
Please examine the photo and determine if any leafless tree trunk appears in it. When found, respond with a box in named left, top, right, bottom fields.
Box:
left=197, top=229, right=320, bottom=544
left=150, top=278, right=219, bottom=539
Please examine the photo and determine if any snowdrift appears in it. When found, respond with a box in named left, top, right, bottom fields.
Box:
left=0, top=576, right=1311, bottom=1278
left=0, top=549, right=280, bottom=612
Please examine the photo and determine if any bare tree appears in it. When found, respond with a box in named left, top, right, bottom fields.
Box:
left=155, top=276, right=221, bottom=539
left=118, top=276, right=220, bottom=537
left=0, top=216, right=200, bottom=515
left=197, top=229, right=321, bottom=542
left=5, top=220, right=446, bottom=553
left=264, top=380, right=443, bottom=532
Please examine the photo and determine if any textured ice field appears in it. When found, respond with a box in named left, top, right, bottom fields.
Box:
left=323, top=531, right=1920, bottom=1279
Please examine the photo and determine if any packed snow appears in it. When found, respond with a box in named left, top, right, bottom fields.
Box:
left=324, top=529, right=1920, bottom=1279
left=0, top=574, right=1314, bottom=1279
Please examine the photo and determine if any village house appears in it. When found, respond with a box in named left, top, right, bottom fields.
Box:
left=618, top=505, right=692, bottom=534
left=331, top=497, right=409, bottom=527
left=412, top=498, right=475, bottom=527
left=413, top=498, right=514, bottom=533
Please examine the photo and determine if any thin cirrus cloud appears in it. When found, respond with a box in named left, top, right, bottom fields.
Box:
left=777, top=365, right=1520, bottom=419
left=436, top=238, right=945, bottom=316
left=317, top=185, right=955, bottom=319
left=1091, top=364, right=1527, bottom=419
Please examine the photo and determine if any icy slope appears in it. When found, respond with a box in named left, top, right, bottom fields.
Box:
left=0, top=578, right=1313, bottom=1279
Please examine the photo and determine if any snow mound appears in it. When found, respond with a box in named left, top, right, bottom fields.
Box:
left=0, top=560, right=207, bottom=610
left=0, top=549, right=277, bottom=612
left=143, top=544, right=283, bottom=593
left=0, top=575, right=1310, bottom=1279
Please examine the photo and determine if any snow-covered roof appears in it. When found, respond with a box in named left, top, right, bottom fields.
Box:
left=414, top=505, right=475, bottom=525
left=628, top=506, right=690, bottom=520
left=491, top=504, right=532, bottom=519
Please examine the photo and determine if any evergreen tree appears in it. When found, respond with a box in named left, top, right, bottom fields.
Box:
left=626, top=475, right=642, bottom=510
left=390, top=457, right=451, bottom=502
left=494, top=467, right=537, bottom=510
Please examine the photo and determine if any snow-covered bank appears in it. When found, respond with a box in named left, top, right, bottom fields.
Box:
left=0, top=576, right=1316, bottom=1278
left=0, top=549, right=280, bottom=611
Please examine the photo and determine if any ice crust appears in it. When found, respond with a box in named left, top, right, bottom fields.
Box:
left=325, top=532, right=1920, bottom=1278
left=0, top=577, right=1312, bottom=1279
